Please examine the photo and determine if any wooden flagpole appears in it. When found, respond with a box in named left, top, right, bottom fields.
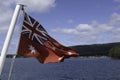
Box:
left=0, top=4, right=24, bottom=76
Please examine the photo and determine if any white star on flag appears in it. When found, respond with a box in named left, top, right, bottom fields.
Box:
left=68, top=52, right=73, bottom=55
left=29, top=45, right=36, bottom=54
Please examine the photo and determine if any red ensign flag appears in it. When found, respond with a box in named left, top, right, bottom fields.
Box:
left=17, top=12, right=79, bottom=64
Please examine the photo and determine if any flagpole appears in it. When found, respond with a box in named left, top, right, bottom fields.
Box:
left=0, top=4, right=24, bottom=75
left=7, top=55, right=16, bottom=80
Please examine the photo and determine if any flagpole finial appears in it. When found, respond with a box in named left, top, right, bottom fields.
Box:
left=16, top=4, right=26, bottom=11
left=21, top=6, right=25, bottom=11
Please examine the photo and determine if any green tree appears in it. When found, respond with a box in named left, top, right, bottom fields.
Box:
left=109, top=47, right=120, bottom=59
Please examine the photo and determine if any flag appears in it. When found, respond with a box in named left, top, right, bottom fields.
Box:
left=17, top=12, right=79, bottom=64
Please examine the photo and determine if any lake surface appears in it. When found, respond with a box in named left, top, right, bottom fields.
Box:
left=1, top=57, right=120, bottom=80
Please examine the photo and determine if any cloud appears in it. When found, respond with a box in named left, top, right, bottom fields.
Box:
left=52, top=13, right=120, bottom=44
left=0, top=0, right=56, bottom=35
left=0, top=5, right=13, bottom=34
left=0, top=0, right=56, bottom=53
left=52, top=23, right=113, bottom=35
left=109, top=12, right=120, bottom=26
left=0, top=0, right=56, bottom=33
left=15, top=0, right=56, bottom=12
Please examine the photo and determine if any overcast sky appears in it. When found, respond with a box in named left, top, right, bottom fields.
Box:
left=0, top=0, right=120, bottom=54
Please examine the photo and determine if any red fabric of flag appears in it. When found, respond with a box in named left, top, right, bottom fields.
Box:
left=17, top=12, right=79, bottom=64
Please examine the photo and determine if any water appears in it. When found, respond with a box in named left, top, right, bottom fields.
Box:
left=1, top=57, right=120, bottom=80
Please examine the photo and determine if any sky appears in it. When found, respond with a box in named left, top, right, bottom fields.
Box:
left=0, top=0, right=120, bottom=54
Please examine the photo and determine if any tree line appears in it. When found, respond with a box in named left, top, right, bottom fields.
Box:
left=6, top=42, right=120, bottom=59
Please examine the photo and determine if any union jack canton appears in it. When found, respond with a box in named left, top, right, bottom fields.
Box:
left=21, top=13, right=48, bottom=45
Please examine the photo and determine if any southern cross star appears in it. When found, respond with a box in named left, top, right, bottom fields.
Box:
left=67, top=52, right=73, bottom=55
left=29, top=45, right=36, bottom=54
